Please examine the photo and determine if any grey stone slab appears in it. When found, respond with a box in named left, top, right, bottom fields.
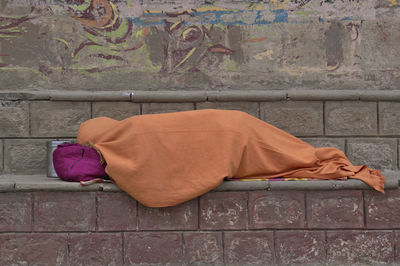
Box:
left=49, top=91, right=131, bottom=101
left=207, top=91, right=286, bottom=102
left=288, top=90, right=361, bottom=101
left=261, top=101, right=323, bottom=136
left=30, top=101, right=91, bottom=137
left=379, top=102, right=400, bottom=136
left=0, top=178, right=15, bottom=192
left=0, top=101, right=29, bottom=137
left=92, top=102, right=140, bottom=120
left=361, top=91, right=400, bottom=101
left=325, top=101, right=378, bottom=136
left=347, top=138, right=397, bottom=170
left=196, top=102, right=259, bottom=118
left=213, top=181, right=270, bottom=191
left=132, top=91, right=207, bottom=103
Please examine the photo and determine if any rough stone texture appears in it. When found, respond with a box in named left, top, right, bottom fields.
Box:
left=141, top=102, right=195, bottom=114
left=0, top=101, right=29, bottom=137
left=365, top=189, right=400, bottom=228
left=0, top=193, right=31, bottom=232
left=347, top=138, right=397, bottom=170
left=196, top=102, right=259, bottom=118
left=30, top=101, right=90, bottom=137
left=379, top=102, right=400, bottom=135
left=183, top=232, right=223, bottom=265
left=124, top=232, right=182, bottom=265
left=4, top=139, right=47, bottom=174
left=0, top=140, right=3, bottom=173
left=199, top=192, right=247, bottom=230
left=275, top=231, right=326, bottom=266
left=97, top=192, right=137, bottom=231
left=260, top=101, right=323, bottom=136
left=307, top=190, right=364, bottom=229
left=325, top=101, right=378, bottom=136
left=69, top=233, right=123, bottom=266
left=92, top=102, right=140, bottom=120
left=249, top=191, right=305, bottom=229
left=326, top=231, right=394, bottom=265
left=0, top=233, right=68, bottom=266
left=224, top=231, right=274, bottom=265
left=34, top=192, right=96, bottom=231
left=139, top=198, right=198, bottom=230
left=301, top=138, right=345, bottom=151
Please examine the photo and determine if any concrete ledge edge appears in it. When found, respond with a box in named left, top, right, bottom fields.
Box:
left=1, top=90, right=400, bottom=102
left=0, top=172, right=398, bottom=193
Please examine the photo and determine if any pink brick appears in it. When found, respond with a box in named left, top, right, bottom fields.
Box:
left=97, top=192, right=137, bottom=231
left=276, top=231, right=325, bottom=265
left=69, top=233, right=123, bottom=265
left=200, top=192, right=247, bottom=230
left=34, top=192, right=96, bottom=231
left=224, top=231, right=274, bottom=265
left=0, top=233, right=67, bottom=265
left=307, top=190, right=364, bottom=228
left=0, top=193, right=31, bottom=231
left=139, top=199, right=198, bottom=230
left=124, top=232, right=182, bottom=265
left=327, top=231, right=394, bottom=265
left=249, top=191, right=305, bottom=229
left=183, top=232, right=223, bottom=265
left=365, top=189, right=400, bottom=228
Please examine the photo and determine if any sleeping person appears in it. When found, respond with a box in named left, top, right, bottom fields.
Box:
left=76, top=109, right=384, bottom=207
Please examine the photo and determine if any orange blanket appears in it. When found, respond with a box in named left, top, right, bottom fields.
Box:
left=77, top=109, right=384, bottom=207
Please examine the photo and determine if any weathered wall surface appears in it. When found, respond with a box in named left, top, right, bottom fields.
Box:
left=1, top=0, right=400, bottom=91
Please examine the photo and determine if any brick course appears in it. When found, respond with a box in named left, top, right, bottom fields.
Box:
left=196, top=101, right=259, bottom=117
left=200, top=192, right=248, bottom=230
left=33, top=192, right=96, bottom=231
left=139, top=198, right=198, bottom=230
left=325, top=101, right=377, bottom=136
left=0, top=193, right=31, bottom=232
left=347, top=138, right=397, bottom=170
left=249, top=190, right=306, bottom=229
left=379, top=102, right=400, bottom=136
left=260, top=101, right=323, bottom=136
left=0, top=101, right=29, bottom=137
left=365, top=189, right=400, bottom=228
left=141, top=102, right=195, bottom=114
left=183, top=232, right=224, bottom=265
left=4, top=139, right=48, bottom=174
left=307, top=190, right=364, bottom=229
left=30, top=101, right=90, bottom=137
left=92, top=102, right=140, bottom=120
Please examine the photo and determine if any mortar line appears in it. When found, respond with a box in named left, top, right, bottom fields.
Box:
left=257, top=102, right=261, bottom=119
left=90, top=102, right=93, bottom=119
left=95, top=193, right=99, bottom=231
left=344, top=138, right=348, bottom=156
left=136, top=201, right=139, bottom=231
left=181, top=232, right=185, bottom=264
left=122, top=232, right=126, bottom=265
left=362, top=191, right=367, bottom=228
left=246, top=191, right=250, bottom=230
left=28, top=101, right=32, bottom=137
left=139, top=104, right=143, bottom=115
left=273, top=230, right=277, bottom=265
left=67, top=233, right=71, bottom=265
left=304, top=192, right=308, bottom=228
left=31, top=192, right=34, bottom=233
left=197, top=197, right=201, bottom=231
left=393, top=230, right=396, bottom=263
left=323, top=101, right=326, bottom=136
left=1, top=139, right=4, bottom=172
left=377, top=102, right=380, bottom=136
left=324, top=231, right=328, bottom=262
left=222, top=231, right=226, bottom=265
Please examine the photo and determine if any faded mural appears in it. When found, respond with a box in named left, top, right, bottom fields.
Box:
left=0, top=0, right=400, bottom=90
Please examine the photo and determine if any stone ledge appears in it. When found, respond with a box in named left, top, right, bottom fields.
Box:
left=0, top=171, right=398, bottom=193
left=1, top=90, right=400, bottom=102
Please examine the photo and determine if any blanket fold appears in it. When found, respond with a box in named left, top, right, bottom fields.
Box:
left=77, top=109, right=384, bottom=207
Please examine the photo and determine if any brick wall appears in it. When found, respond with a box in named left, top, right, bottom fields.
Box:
left=1, top=190, right=400, bottom=265
left=1, top=97, right=399, bottom=175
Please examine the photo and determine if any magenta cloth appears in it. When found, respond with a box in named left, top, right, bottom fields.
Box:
left=52, top=143, right=108, bottom=182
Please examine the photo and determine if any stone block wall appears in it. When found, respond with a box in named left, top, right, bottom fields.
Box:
left=1, top=190, right=400, bottom=265
left=1, top=94, right=399, bottom=175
